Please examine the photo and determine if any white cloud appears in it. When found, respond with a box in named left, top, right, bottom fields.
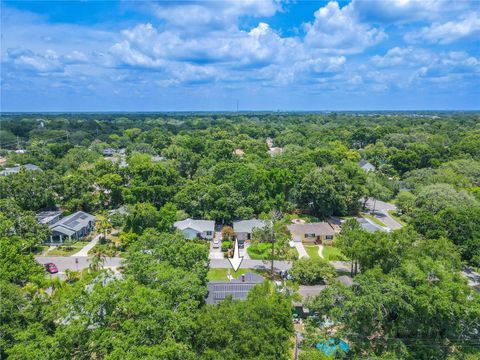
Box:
left=151, top=0, right=281, bottom=31
left=304, top=1, right=387, bottom=54
left=351, top=0, right=474, bottom=23
left=404, top=13, right=480, bottom=44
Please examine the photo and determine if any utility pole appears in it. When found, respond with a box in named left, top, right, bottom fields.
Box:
left=271, top=228, right=275, bottom=278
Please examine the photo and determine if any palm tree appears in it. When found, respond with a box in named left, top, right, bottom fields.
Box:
left=96, top=211, right=112, bottom=242
left=89, top=249, right=107, bottom=272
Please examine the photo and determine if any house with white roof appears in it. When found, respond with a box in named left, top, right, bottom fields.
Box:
left=174, top=218, right=215, bottom=240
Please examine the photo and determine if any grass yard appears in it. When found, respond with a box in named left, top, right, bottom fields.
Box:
left=322, top=246, right=347, bottom=261
left=361, top=212, right=386, bottom=227
left=207, top=268, right=266, bottom=281
left=247, top=243, right=298, bottom=260
left=47, top=241, right=91, bottom=256
left=304, top=245, right=320, bottom=260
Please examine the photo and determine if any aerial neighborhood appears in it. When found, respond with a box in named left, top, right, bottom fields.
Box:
left=1, top=112, right=479, bottom=360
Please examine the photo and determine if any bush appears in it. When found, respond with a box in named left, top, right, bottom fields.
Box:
left=290, top=258, right=336, bottom=285
left=221, top=240, right=232, bottom=252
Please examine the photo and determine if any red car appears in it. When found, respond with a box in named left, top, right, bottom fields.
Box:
left=44, top=263, right=58, bottom=274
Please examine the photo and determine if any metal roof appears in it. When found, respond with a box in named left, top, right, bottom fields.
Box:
left=49, top=211, right=95, bottom=232
left=0, top=163, right=42, bottom=176
left=233, top=219, right=267, bottom=233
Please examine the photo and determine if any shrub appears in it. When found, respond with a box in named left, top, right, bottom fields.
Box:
left=221, top=240, right=232, bottom=252
left=290, top=258, right=336, bottom=285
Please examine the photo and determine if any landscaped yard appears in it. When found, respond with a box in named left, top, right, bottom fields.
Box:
left=322, top=246, right=347, bottom=261
left=304, top=245, right=320, bottom=260
left=247, top=243, right=298, bottom=260
left=47, top=241, right=91, bottom=256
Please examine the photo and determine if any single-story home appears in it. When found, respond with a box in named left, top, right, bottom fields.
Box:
left=358, top=159, right=376, bottom=172
left=206, top=272, right=264, bottom=305
left=37, top=211, right=62, bottom=226
left=0, top=163, right=42, bottom=176
left=47, top=211, right=96, bottom=243
left=174, top=218, right=215, bottom=240
left=287, top=222, right=335, bottom=244
left=233, top=219, right=267, bottom=242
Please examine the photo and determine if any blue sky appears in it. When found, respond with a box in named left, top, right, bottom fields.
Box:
left=1, top=0, right=479, bottom=111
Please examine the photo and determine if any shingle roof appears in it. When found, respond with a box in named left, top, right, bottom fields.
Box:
left=233, top=219, right=267, bottom=233
left=205, top=272, right=264, bottom=305
left=173, top=218, right=215, bottom=233
left=287, top=222, right=335, bottom=236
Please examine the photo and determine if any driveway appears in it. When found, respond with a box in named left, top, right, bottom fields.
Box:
left=365, top=198, right=403, bottom=230
left=71, top=234, right=101, bottom=257
left=294, top=242, right=309, bottom=259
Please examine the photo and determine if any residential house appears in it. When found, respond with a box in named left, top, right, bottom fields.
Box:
left=206, top=272, right=264, bottom=305
left=287, top=222, right=335, bottom=244
left=267, top=147, right=283, bottom=156
left=48, top=211, right=96, bottom=243
left=37, top=211, right=62, bottom=226
left=174, top=218, right=215, bottom=240
left=102, top=148, right=118, bottom=156
left=358, top=159, right=376, bottom=172
left=0, top=163, right=42, bottom=176
left=233, top=219, right=267, bottom=243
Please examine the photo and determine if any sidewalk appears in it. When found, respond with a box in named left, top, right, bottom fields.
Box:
left=71, top=234, right=101, bottom=257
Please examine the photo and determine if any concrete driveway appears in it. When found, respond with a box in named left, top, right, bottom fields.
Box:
left=294, top=242, right=309, bottom=259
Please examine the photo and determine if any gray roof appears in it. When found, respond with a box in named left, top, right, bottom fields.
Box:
left=206, top=272, right=264, bottom=305
left=356, top=218, right=386, bottom=233
left=36, top=211, right=62, bottom=225
left=50, top=211, right=95, bottom=233
left=0, top=163, right=42, bottom=176
left=174, top=218, right=215, bottom=233
left=358, top=159, right=375, bottom=170
left=233, top=219, right=267, bottom=233
left=288, top=222, right=335, bottom=236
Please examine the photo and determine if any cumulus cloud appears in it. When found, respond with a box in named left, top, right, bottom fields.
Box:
left=304, top=1, right=386, bottom=54
left=150, top=0, right=281, bottom=31
left=404, top=13, right=480, bottom=44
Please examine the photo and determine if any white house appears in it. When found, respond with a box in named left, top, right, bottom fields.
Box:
left=174, top=218, right=215, bottom=240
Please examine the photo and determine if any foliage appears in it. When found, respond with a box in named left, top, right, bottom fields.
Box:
left=290, top=258, right=336, bottom=285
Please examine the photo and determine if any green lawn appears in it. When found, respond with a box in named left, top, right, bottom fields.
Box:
left=47, top=241, right=90, bottom=256
left=247, top=243, right=298, bottom=260
left=304, top=245, right=320, bottom=260
left=207, top=268, right=266, bottom=281
left=361, top=213, right=386, bottom=227
left=322, top=246, right=347, bottom=261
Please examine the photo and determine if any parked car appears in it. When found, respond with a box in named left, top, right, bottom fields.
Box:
left=212, top=239, right=221, bottom=249
left=44, top=263, right=58, bottom=274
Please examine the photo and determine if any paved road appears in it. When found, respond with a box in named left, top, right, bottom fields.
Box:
left=366, top=198, right=403, bottom=230
left=36, top=256, right=123, bottom=273
left=36, top=256, right=352, bottom=274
